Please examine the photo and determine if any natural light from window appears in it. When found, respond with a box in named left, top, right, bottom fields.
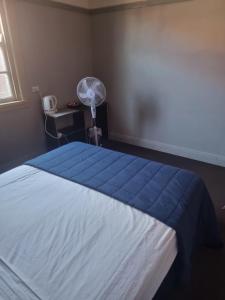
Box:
left=0, top=16, right=13, bottom=102
left=0, top=5, right=21, bottom=105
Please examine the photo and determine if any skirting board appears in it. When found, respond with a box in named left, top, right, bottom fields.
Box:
left=110, top=132, right=225, bottom=168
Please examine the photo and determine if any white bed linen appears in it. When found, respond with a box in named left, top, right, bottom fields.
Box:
left=0, top=165, right=177, bottom=300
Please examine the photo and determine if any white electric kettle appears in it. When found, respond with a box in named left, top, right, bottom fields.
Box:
left=42, top=95, right=58, bottom=114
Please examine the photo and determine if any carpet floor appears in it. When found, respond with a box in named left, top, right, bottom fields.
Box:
left=105, top=140, right=225, bottom=300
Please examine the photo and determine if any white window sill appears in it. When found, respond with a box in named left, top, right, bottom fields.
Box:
left=0, top=99, right=30, bottom=112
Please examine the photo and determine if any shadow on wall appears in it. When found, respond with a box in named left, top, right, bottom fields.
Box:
left=133, top=95, right=159, bottom=138
left=93, top=7, right=164, bottom=137
left=93, top=1, right=225, bottom=159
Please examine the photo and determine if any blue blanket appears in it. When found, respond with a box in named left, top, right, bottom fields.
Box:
left=26, top=142, right=222, bottom=282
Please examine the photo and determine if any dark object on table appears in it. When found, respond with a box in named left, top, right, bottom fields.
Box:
left=66, top=101, right=82, bottom=109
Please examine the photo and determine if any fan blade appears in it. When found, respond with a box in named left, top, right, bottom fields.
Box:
left=94, top=89, right=105, bottom=101
left=95, top=89, right=106, bottom=101
left=78, top=92, right=88, bottom=99
left=82, top=78, right=90, bottom=92
left=91, top=80, right=101, bottom=90
left=92, top=81, right=106, bottom=101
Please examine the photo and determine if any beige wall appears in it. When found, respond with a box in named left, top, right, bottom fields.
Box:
left=92, top=0, right=225, bottom=166
left=0, top=0, right=92, bottom=172
left=1, top=0, right=225, bottom=171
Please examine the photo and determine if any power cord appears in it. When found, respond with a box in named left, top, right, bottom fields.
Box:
left=44, top=114, right=62, bottom=140
left=34, top=88, right=69, bottom=143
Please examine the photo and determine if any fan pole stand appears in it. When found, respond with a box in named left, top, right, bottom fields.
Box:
left=88, top=119, right=102, bottom=146
left=94, top=126, right=98, bottom=146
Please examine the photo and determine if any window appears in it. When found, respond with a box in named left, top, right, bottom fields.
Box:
left=0, top=1, right=21, bottom=105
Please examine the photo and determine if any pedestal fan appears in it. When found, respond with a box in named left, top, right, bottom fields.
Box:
left=77, top=77, right=106, bottom=146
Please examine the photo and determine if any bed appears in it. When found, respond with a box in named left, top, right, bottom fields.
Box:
left=0, top=142, right=222, bottom=300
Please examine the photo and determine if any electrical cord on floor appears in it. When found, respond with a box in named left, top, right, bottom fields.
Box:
left=44, top=114, right=70, bottom=144
left=44, top=114, right=62, bottom=140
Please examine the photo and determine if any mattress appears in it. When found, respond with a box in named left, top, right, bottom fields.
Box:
left=27, top=142, right=222, bottom=282
left=0, top=165, right=177, bottom=300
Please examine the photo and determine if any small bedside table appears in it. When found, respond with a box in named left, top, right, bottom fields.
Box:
left=44, top=109, right=85, bottom=150
left=44, top=103, right=108, bottom=150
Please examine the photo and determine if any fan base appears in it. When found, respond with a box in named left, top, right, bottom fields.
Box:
left=87, top=127, right=102, bottom=146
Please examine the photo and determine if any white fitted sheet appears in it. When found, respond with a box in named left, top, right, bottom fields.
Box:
left=0, top=165, right=177, bottom=300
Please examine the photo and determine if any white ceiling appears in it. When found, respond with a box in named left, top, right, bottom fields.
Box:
left=52, top=0, right=144, bottom=9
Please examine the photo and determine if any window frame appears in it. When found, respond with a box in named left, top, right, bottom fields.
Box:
left=0, top=0, right=23, bottom=106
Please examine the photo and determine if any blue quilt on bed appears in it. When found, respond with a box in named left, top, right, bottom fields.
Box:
left=26, top=142, right=222, bottom=282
